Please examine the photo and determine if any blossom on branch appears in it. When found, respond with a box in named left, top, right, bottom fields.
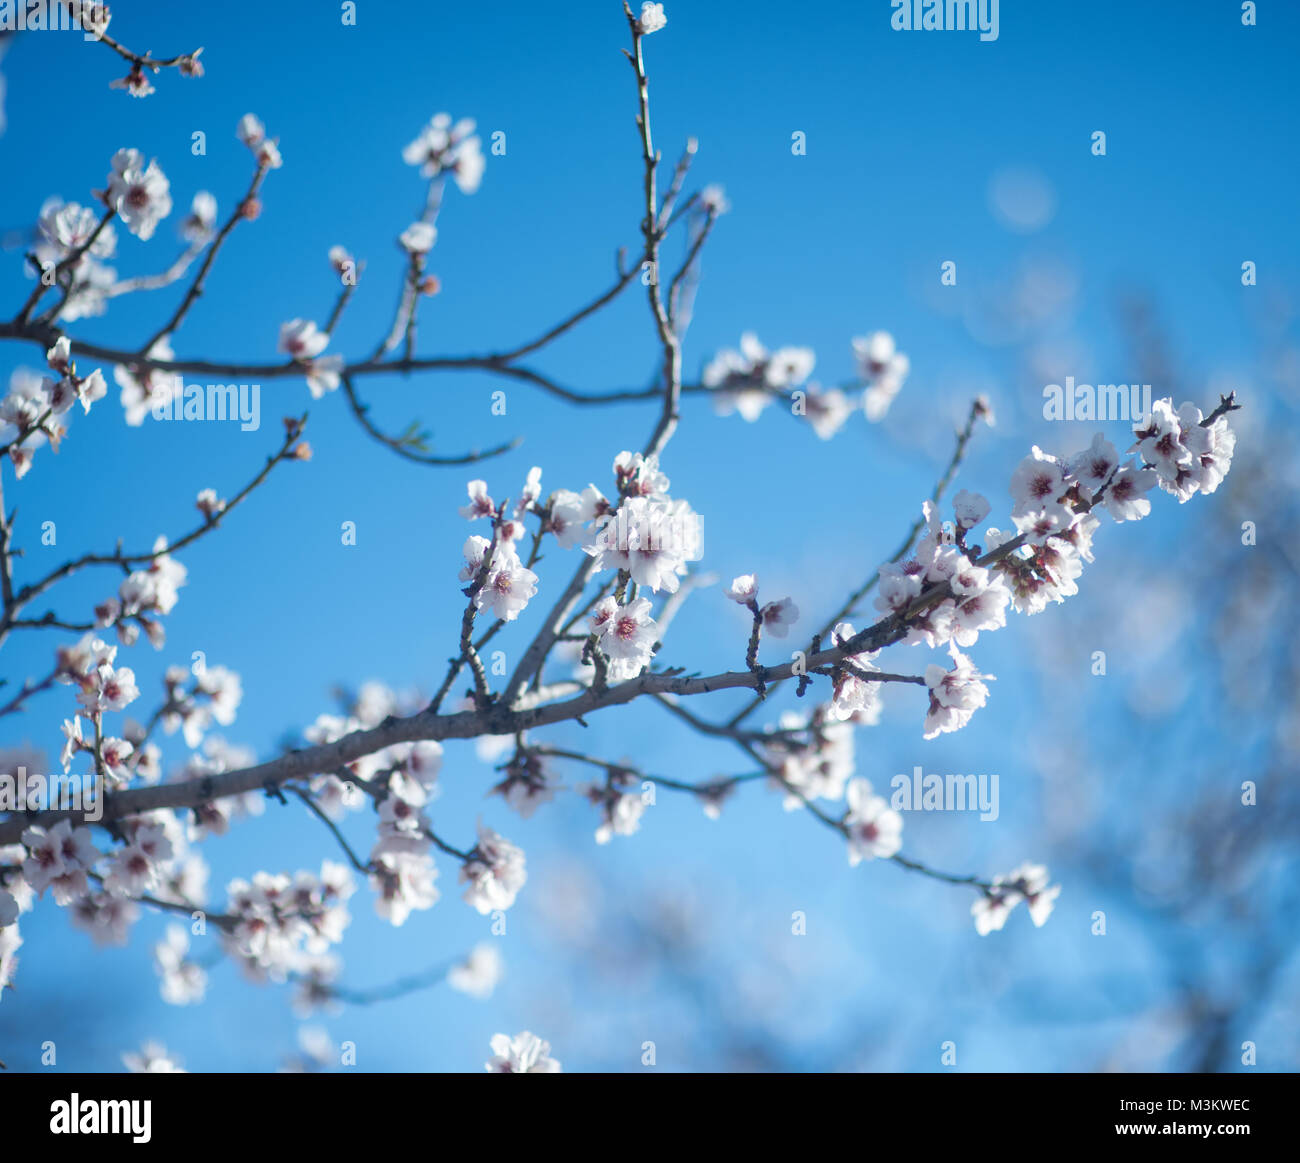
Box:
left=486, top=1030, right=561, bottom=1073
left=106, top=149, right=173, bottom=240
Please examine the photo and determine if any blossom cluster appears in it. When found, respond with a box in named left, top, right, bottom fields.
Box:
left=860, top=396, right=1236, bottom=740
left=278, top=319, right=342, bottom=398
left=581, top=769, right=649, bottom=845
left=584, top=453, right=701, bottom=593
left=682, top=396, right=1235, bottom=933
left=459, top=823, right=529, bottom=914
left=701, top=329, right=912, bottom=439
left=490, top=748, right=557, bottom=818
left=222, top=862, right=355, bottom=983
left=107, top=148, right=173, bottom=240
left=724, top=573, right=799, bottom=638
left=971, top=863, right=1061, bottom=936
left=32, top=196, right=117, bottom=321
left=402, top=113, right=486, bottom=194
left=590, top=596, right=658, bottom=680
left=486, top=1030, right=561, bottom=1073
left=458, top=473, right=544, bottom=622
left=368, top=761, right=442, bottom=928
left=766, top=705, right=858, bottom=808
left=1, top=338, right=106, bottom=477
left=1, top=802, right=209, bottom=966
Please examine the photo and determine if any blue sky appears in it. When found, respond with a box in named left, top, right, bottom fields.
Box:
left=0, top=1, right=1297, bottom=1072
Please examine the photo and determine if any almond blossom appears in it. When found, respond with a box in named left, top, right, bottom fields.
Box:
left=703, top=332, right=815, bottom=421
left=106, top=149, right=173, bottom=240
left=491, top=751, right=556, bottom=818
left=472, top=541, right=539, bottom=622
left=585, top=493, right=702, bottom=593
left=1103, top=462, right=1158, bottom=522
left=399, top=220, right=437, bottom=254
left=760, top=596, right=799, bottom=638
left=843, top=777, right=904, bottom=864
left=1133, top=399, right=1236, bottom=501
left=369, top=850, right=439, bottom=927
left=180, top=190, right=217, bottom=242
left=21, top=821, right=100, bottom=906
left=590, top=595, right=658, bottom=680
left=0, top=923, right=22, bottom=998
left=123, top=1042, right=185, bottom=1073
left=278, top=320, right=341, bottom=396
left=802, top=383, right=855, bottom=439
left=769, top=707, right=856, bottom=808
left=590, top=785, right=647, bottom=844
left=102, top=818, right=174, bottom=896
left=116, top=337, right=180, bottom=425
left=236, top=113, right=282, bottom=167
left=923, top=643, right=992, bottom=740
left=486, top=1030, right=561, bottom=1073
left=972, top=864, right=1060, bottom=935
left=725, top=573, right=759, bottom=604
left=402, top=113, right=486, bottom=194
left=153, top=924, right=208, bottom=1005
left=542, top=487, right=597, bottom=549
left=827, top=622, right=884, bottom=724
left=1009, top=446, right=1066, bottom=516
left=460, top=823, right=527, bottom=914
left=853, top=330, right=910, bottom=420
left=447, top=942, right=503, bottom=999
left=637, top=2, right=667, bottom=35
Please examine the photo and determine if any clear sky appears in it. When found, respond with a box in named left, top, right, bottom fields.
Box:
left=1, top=0, right=1297, bottom=1072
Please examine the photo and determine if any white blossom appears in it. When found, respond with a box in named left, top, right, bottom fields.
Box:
left=460, top=824, right=527, bottom=914
left=154, top=924, right=207, bottom=1005
left=486, top=1030, right=560, bottom=1073
left=447, top=942, right=503, bottom=999
left=402, top=113, right=485, bottom=194
left=590, top=596, right=658, bottom=680
left=593, top=788, right=647, bottom=844
left=123, top=1041, right=185, bottom=1073
left=802, top=384, right=855, bottom=439
left=22, top=821, right=100, bottom=905
left=952, top=488, right=990, bottom=530
left=0, top=921, right=20, bottom=998
left=704, top=332, right=814, bottom=421
left=399, top=220, right=437, bottom=254
left=181, top=190, right=217, bottom=242
left=843, top=778, right=903, bottom=864
left=923, top=643, right=992, bottom=739
left=725, top=574, right=758, bottom=604
left=853, top=331, right=910, bottom=420
left=637, top=3, right=667, bottom=35
left=972, top=863, right=1060, bottom=935
left=760, top=596, right=799, bottom=638
left=472, top=541, right=539, bottom=622
left=1102, top=462, right=1158, bottom=522
left=1068, top=432, right=1119, bottom=494
left=369, top=851, right=439, bottom=927
left=1008, top=445, right=1065, bottom=515
left=106, top=149, right=172, bottom=241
